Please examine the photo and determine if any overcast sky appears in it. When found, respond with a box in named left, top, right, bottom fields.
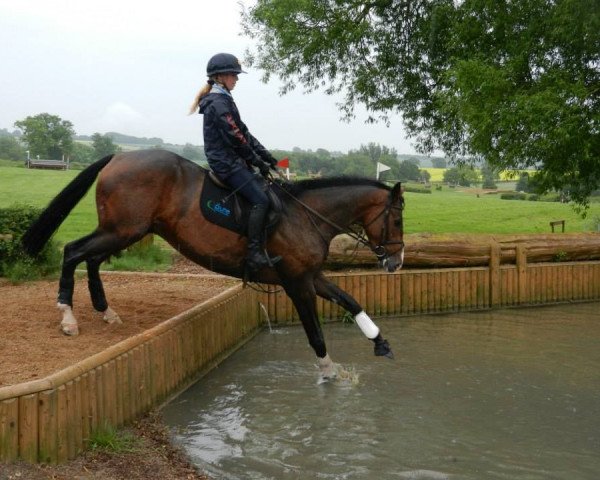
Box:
left=0, top=0, right=417, bottom=154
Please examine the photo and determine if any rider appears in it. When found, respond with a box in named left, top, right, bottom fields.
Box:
left=189, top=52, right=281, bottom=271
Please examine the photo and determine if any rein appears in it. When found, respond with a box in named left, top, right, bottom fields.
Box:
left=271, top=179, right=404, bottom=259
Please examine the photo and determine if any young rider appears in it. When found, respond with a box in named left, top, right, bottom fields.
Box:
left=189, top=52, right=281, bottom=271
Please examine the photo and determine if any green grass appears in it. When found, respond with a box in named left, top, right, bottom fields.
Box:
left=89, top=422, right=139, bottom=453
left=0, top=165, right=98, bottom=244
left=1, top=163, right=599, bottom=242
left=403, top=188, right=600, bottom=234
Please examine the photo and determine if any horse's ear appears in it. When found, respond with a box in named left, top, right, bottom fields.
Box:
left=391, top=182, right=403, bottom=202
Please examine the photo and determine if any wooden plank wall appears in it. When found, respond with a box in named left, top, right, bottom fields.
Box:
left=0, top=285, right=259, bottom=463
left=260, top=255, right=600, bottom=324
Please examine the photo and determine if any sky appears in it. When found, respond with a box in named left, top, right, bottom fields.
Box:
left=0, top=0, right=418, bottom=154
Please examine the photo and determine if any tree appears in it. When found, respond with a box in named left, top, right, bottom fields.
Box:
left=481, top=163, right=500, bottom=189
left=0, top=136, right=26, bottom=161
left=71, top=142, right=96, bottom=165
left=14, top=113, right=74, bottom=159
left=431, top=158, right=447, bottom=169
left=443, top=166, right=480, bottom=187
left=397, top=160, right=421, bottom=182
left=243, top=0, right=600, bottom=205
left=182, top=143, right=204, bottom=161
left=92, top=133, right=120, bottom=158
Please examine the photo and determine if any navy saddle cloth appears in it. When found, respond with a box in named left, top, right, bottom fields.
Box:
left=199, top=171, right=282, bottom=236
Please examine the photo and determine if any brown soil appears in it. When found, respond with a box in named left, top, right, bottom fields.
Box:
left=0, top=410, right=208, bottom=479
left=0, top=256, right=235, bottom=479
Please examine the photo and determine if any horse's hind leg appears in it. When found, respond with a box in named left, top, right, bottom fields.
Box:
left=58, top=230, right=130, bottom=335
left=87, top=254, right=122, bottom=325
left=314, top=273, right=393, bottom=359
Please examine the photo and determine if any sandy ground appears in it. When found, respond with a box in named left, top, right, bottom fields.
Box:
left=0, top=258, right=236, bottom=479
left=0, top=270, right=237, bottom=386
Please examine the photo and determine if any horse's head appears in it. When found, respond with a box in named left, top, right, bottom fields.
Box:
left=363, top=182, right=405, bottom=272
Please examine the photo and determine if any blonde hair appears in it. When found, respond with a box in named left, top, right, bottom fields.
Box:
left=188, top=80, right=214, bottom=115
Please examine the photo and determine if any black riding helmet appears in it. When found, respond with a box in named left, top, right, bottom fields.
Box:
left=206, top=53, right=247, bottom=76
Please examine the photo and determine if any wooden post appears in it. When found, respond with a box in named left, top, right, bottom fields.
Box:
left=489, top=243, right=501, bottom=307
left=516, top=245, right=528, bottom=304
left=0, top=398, right=18, bottom=462
left=19, top=393, right=39, bottom=462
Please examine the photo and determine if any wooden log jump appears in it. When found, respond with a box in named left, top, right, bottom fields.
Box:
left=326, top=233, right=600, bottom=269
left=26, top=159, right=69, bottom=170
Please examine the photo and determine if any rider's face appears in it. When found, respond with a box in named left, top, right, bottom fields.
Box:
left=219, top=73, right=238, bottom=91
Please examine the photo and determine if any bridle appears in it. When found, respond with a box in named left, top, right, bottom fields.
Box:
left=362, top=191, right=405, bottom=261
left=273, top=181, right=405, bottom=261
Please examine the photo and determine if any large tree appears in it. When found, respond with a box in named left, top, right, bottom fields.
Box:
left=92, top=133, right=121, bottom=158
left=242, top=0, right=600, bottom=205
left=14, top=113, right=75, bottom=160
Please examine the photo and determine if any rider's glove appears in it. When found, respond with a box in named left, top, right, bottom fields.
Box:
left=261, top=152, right=278, bottom=169
left=257, top=160, right=271, bottom=178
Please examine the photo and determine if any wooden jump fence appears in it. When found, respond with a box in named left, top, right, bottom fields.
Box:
left=260, top=245, right=600, bottom=322
left=1, top=244, right=600, bottom=463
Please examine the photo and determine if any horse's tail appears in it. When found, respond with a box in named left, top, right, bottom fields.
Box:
left=21, top=154, right=115, bottom=256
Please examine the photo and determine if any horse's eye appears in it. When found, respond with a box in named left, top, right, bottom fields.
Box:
left=394, top=219, right=401, bottom=227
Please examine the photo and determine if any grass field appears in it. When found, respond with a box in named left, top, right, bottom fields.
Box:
left=1, top=163, right=599, bottom=244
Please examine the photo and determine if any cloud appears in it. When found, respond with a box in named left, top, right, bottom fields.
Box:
left=94, top=102, right=147, bottom=135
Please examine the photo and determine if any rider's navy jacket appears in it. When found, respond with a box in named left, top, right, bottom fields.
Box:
left=199, top=86, right=270, bottom=179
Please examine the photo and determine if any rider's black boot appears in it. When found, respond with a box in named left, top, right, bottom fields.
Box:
left=246, top=204, right=281, bottom=271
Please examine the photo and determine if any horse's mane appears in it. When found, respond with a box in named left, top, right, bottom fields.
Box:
left=274, top=176, right=391, bottom=197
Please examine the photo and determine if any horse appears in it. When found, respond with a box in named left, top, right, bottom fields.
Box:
left=22, top=149, right=405, bottom=378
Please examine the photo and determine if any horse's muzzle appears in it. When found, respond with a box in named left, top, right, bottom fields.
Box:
left=381, top=248, right=404, bottom=273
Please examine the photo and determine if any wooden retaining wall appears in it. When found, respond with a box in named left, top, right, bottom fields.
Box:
left=0, top=284, right=260, bottom=463
left=259, top=249, right=600, bottom=323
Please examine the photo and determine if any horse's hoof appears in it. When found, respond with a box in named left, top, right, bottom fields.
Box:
left=61, top=322, right=79, bottom=336
left=317, top=354, right=337, bottom=379
left=374, top=337, right=394, bottom=359
left=103, top=307, right=122, bottom=325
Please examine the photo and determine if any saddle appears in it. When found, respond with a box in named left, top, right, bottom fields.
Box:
left=200, top=170, right=282, bottom=236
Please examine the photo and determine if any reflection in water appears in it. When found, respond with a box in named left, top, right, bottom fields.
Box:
left=163, top=303, right=600, bottom=480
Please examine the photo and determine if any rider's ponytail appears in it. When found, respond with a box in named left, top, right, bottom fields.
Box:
left=188, top=79, right=216, bottom=115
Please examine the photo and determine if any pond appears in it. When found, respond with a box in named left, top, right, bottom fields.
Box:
left=163, top=302, right=600, bottom=480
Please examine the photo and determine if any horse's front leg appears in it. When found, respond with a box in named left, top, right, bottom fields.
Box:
left=282, top=277, right=337, bottom=379
left=314, top=273, right=393, bottom=359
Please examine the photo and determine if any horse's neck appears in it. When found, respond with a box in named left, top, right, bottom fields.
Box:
left=303, top=186, right=376, bottom=228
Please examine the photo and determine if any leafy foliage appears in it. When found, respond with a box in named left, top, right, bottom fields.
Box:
left=0, top=204, right=61, bottom=281
left=14, top=113, right=75, bottom=160
left=0, top=136, right=26, bottom=161
left=242, top=0, right=600, bottom=205
left=92, top=133, right=121, bottom=158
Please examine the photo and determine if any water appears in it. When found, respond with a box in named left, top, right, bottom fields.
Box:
left=163, top=303, right=600, bottom=480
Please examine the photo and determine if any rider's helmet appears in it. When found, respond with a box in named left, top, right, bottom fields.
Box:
left=206, top=53, right=246, bottom=76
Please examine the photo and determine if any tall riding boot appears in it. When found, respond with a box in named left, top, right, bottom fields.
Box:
left=246, top=204, right=281, bottom=270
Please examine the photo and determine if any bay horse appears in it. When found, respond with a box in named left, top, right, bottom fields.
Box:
left=22, top=150, right=405, bottom=378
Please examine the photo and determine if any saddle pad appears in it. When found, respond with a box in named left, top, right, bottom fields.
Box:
left=200, top=176, right=249, bottom=235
